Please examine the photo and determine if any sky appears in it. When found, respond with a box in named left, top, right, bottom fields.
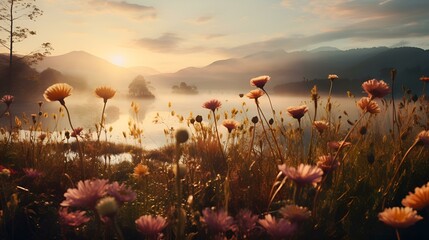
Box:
left=4, top=0, right=429, bottom=72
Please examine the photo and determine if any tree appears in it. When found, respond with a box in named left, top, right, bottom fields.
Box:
left=0, top=0, right=53, bottom=89
left=128, top=75, right=155, bottom=99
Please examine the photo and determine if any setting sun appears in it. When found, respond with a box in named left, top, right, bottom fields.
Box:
left=109, top=55, right=126, bottom=66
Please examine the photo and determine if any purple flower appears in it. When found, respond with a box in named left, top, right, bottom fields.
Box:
left=235, top=209, right=258, bottom=235
left=259, top=214, right=296, bottom=239
left=135, top=215, right=167, bottom=238
left=61, top=179, right=108, bottom=209
left=23, top=168, right=43, bottom=179
left=107, top=181, right=137, bottom=204
left=201, top=208, right=234, bottom=234
left=58, top=208, right=90, bottom=227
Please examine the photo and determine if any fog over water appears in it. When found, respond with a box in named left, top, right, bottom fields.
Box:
left=5, top=90, right=365, bottom=150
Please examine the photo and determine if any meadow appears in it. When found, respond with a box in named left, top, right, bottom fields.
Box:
left=0, top=74, right=428, bottom=240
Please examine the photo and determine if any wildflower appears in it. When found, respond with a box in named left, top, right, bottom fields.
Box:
left=175, top=128, right=189, bottom=144
left=235, top=209, right=258, bottom=235
left=203, top=99, right=222, bottom=112
left=133, top=163, right=150, bottom=178
left=245, top=89, right=264, bottom=100
left=1, top=95, right=14, bottom=107
left=251, top=116, right=259, bottom=124
left=135, top=215, right=167, bottom=238
left=61, top=179, right=108, bottom=209
left=71, top=127, right=83, bottom=138
left=362, top=79, right=390, bottom=99
left=420, top=76, right=429, bottom=82
left=328, top=74, right=339, bottom=81
left=59, top=208, right=90, bottom=227
left=313, top=120, right=329, bottom=134
left=201, top=208, right=234, bottom=234
left=96, top=196, right=119, bottom=218
left=402, top=182, right=429, bottom=210
left=250, top=75, right=270, bottom=89
left=222, top=119, right=239, bottom=133
left=196, top=115, right=203, bottom=123
left=0, top=168, right=11, bottom=177
left=278, top=163, right=323, bottom=187
left=316, top=154, right=340, bottom=173
left=259, top=214, right=296, bottom=239
left=378, top=207, right=422, bottom=228
left=23, top=168, right=43, bottom=179
left=287, top=105, right=308, bottom=121
left=416, top=130, right=429, bottom=146
left=38, top=133, right=47, bottom=141
left=95, top=86, right=116, bottom=103
left=107, top=181, right=137, bottom=204
left=43, top=83, right=73, bottom=105
left=327, top=141, right=351, bottom=151
left=280, top=205, right=311, bottom=222
left=357, top=97, right=381, bottom=114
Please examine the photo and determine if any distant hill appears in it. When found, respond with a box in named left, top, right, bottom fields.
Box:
left=146, top=47, right=429, bottom=96
left=36, top=51, right=159, bottom=93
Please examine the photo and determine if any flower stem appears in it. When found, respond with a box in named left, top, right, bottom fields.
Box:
left=97, top=101, right=107, bottom=142
left=395, top=228, right=401, bottom=240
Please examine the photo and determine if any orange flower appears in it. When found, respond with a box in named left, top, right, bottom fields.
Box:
left=328, top=74, right=338, bottom=81
left=416, top=130, right=429, bottom=146
left=419, top=76, right=429, bottom=82
left=44, top=83, right=73, bottom=105
left=95, top=86, right=116, bottom=103
left=245, top=89, right=264, bottom=99
left=202, top=99, right=222, bottom=112
left=327, top=141, right=351, bottom=151
left=250, top=75, right=270, bottom=88
left=316, top=154, right=340, bottom=173
left=357, top=97, right=380, bottom=114
left=362, top=79, right=390, bottom=99
left=222, top=119, right=239, bottom=133
left=402, top=182, right=429, bottom=210
left=287, top=105, right=308, bottom=120
left=378, top=207, right=422, bottom=228
left=133, top=163, right=150, bottom=178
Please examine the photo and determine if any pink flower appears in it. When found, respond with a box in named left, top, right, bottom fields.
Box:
left=316, top=155, right=340, bottom=173
left=202, top=99, right=222, bottom=112
left=1, top=95, right=14, bottom=107
left=287, top=105, right=308, bottom=120
left=23, top=168, right=43, bottom=179
left=313, top=120, right=329, bottom=134
left=71, top=127, right=83, bottom=138
left=420, top=76, right=429, bottom=82
left=259, top=214, right=296, bottom=238
left=201, top=208, right=234, bottom=234
left=61, top=179, right=108, bottom=209
left=250, top=75, right=270, bottom=88
left=135, top=215, right=167, bottom=238
left=107, top=181, right=137, bottom=204
left=362, top=79, right=390, bottom=99
left=327, top=141, right=351, bottom=151
left=278, top=163, right=323, bottom=187
left=58, top=208, right=90, bottom=227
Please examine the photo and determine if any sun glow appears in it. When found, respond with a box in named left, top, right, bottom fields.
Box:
left=110, top=55, right=126, bottom=66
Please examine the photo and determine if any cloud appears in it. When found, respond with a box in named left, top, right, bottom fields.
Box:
left=72, top=0, right=156, bottom=19
left=226, top=0, right=429, bottom=55
left=135, top=33, right=183, bottom=52
left=203, top=34, right=226, bottom=40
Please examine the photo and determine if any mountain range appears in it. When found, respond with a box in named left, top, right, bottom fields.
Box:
left=33, top=47, right=429, bottom=97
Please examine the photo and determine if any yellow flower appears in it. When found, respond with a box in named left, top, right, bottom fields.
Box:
left=378, top=207, right=422, bottom=228
left=402, top=182, right=429, bottom=210
left=133, top=163, right=149, bottom=178
left=44, top=83, right=73, bottom=105
left=95, top=86, right=116, bottom=103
